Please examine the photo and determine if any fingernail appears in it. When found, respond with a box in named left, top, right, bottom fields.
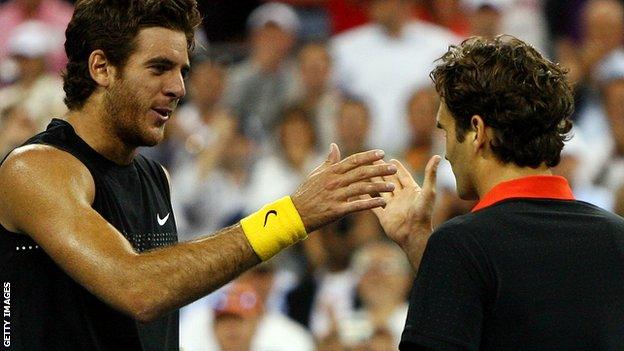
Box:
left=376, top=150, right=385, bottom=157
left=387, top=165, right=397, bottom=172
left=387, top=182, right=395, bottom=190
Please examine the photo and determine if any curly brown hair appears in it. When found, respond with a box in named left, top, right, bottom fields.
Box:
left=62, top=0, right=202, bottom=110
left=430, top=35, right=574, bottom=168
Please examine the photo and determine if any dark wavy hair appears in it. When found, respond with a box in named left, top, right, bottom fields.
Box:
left=431, top=35, right=574, bottom=168
left=62, top=0, right=202, bottom=110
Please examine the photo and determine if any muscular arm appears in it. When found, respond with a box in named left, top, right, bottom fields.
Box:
left=0, top=144, right=395, bottom=322
left=0, top=145, right=259, bottom=322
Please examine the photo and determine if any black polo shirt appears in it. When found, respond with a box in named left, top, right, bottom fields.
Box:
left=400, top=175, right=624, bottom=351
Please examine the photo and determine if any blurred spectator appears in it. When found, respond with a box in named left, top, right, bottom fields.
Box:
left=273, top=0, right=331, bottom=40
left=225, top=2, right=300, bottom=146
left=420, top=0, right=471, bottom=36
left=0, top=20, right=66, bottom=130
left=331, top=0, right=458, bottom=156
left=245, top=104, right=322, bottom=213
left=244, top=105, right=323, bottom=277
left=287, top=216, right=360, bottom=339
left=335, top=97, right=371, bottom=157
left=175, top=60, right=232, bottom=164
left=565, top=2, right=624, bottom=185
left=500, top=0, right=548, bottom=53
left=403, top=86, right=444, bottom=184
left=180, top=281, right=315, bottom=351
left=213, top=283, right=262, bottom=351
left=545, top=0, right=586, bottom=47
left=0, top=0, right=72, bottom=76
left=172, top=124, right=253, bottom=240
left=341, top=241, right=411, bottom=346
left=552, top=131, right=614, bottom=210
left=291, top=42, right=342, bottom=148
left=586, top=50, right=624, bottom=194
left=465, top=0, right=503, bottom=38
left=0, top=105, right=37, bottom=159
left=557, top=0, right=624, bottom=87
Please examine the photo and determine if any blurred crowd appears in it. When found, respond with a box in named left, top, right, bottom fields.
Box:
left=2, top=0, right=624, bottom=350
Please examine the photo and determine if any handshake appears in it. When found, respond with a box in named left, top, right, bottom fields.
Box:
left=241, top=143, right=441, bottom=271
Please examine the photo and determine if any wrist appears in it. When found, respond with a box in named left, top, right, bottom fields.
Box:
left=240, top=196, right=308, bottom=261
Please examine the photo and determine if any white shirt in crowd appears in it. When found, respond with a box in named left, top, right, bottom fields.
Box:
left=331, top=21, right=459, bottom=156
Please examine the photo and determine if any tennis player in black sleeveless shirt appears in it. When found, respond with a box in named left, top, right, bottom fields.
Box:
left=0, top=1, right=399, bottom=350
left=371, top=36, right=624, bottom=350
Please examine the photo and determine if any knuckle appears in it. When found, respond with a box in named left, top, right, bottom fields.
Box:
left=325, top=178, right=340, bottom=190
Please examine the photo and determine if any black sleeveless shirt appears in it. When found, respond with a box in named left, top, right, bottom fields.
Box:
left=0, top=119, right=178, bottom=350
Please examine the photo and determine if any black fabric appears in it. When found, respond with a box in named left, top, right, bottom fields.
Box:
left=400, top=199, right=624, bottom=351
left=0, top=119, right=178, bottom=351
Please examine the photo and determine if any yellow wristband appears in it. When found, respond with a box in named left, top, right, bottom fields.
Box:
left=240, top=196, right=308, bottom=261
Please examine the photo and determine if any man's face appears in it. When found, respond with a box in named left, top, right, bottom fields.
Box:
left=190, top=61, right=225, bottom=109
left=104, top=27, right=189, bottom=147
left=436, top=101, right=478, bottom=200
left=338, top=103, right=369, bottom=150
left=214, top=315, right=257, bottom=351
left=366, top=0, right=403, bottom=26
left=298, top=44, right=331, bottom=92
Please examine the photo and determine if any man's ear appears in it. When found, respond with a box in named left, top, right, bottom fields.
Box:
left=471, top=115, right=488, bottom=151
left=88, top=50, right=116, bottom=87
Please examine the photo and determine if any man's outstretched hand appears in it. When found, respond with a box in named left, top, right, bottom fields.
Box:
left=370, top=156, right=441, bottom=271
left=291, top=144, right=398, bottom=233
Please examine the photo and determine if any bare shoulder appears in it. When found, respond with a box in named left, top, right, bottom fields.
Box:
left=0, top=144, right=95, bottom=232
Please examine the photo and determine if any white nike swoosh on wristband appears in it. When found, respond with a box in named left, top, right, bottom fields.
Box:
left=157, top=213, right=170, bottom=226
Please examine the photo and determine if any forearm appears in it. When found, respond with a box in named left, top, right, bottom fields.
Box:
left=126, top=224, right=260, bottom=322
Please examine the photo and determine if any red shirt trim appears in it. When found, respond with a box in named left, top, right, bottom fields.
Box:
left=471, top=175, right=575, bottom=212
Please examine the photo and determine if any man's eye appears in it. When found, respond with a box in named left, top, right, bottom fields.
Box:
left=150, top=65, right=166, bottom=74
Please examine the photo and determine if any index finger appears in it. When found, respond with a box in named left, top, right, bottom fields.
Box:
left=333, top=149, right=386, bottom=174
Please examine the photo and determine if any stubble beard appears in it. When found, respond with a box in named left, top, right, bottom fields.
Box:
left=103, top=78, right=161, bottom=148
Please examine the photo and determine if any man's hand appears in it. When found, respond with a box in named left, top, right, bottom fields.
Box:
left=291, top=144, right=397, bottom=233
left=370, top=156, right=441, bottom=271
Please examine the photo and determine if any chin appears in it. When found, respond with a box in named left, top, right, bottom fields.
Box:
left=136, top=127, right=164, bottom=147
left=455, top=181, right=478, bottom=201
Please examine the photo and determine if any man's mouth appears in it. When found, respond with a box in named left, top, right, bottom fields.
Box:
left=152, top=107, right=173, bottom=119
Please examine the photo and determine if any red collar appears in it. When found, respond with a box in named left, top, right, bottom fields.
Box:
left=472, top=175, right=575, bottom=212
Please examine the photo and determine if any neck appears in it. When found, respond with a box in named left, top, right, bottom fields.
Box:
left=475, top=161, right=552, bottom=199
left=65, top=102, right=137, bottom=165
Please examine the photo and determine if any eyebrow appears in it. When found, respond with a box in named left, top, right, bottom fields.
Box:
left=145, top=57, right=191, bottom=76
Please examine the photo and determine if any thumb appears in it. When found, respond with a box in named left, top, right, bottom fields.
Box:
left=326, top=143, right=341, bottom=164
left=422, top=155, right=441, bottom=199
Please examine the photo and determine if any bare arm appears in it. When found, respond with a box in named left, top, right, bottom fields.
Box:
left=0, top=144, right=395, bottom=322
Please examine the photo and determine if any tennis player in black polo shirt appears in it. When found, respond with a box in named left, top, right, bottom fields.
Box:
left=372, top=35, right=624, bottom=350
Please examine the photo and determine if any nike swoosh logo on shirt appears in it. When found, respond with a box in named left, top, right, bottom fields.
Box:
left=263, top=210, right=277, bottom=227
left=157, top=213, right=170, bottom=226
